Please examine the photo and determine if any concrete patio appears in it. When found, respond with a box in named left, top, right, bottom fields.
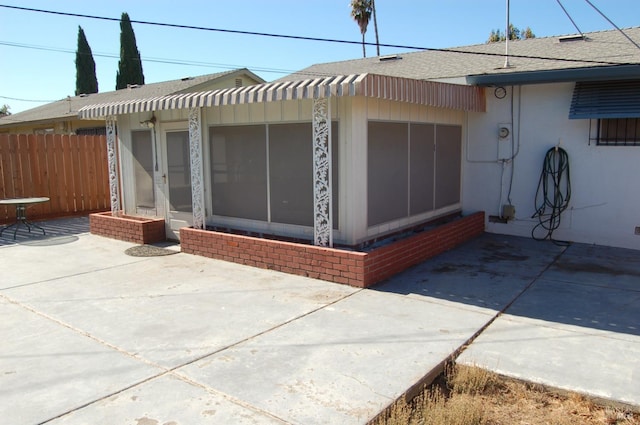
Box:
left=1, top=217, right=638, bottom=424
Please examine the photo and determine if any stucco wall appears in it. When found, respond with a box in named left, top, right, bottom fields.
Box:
left=464, top=82, right=640, bottom=250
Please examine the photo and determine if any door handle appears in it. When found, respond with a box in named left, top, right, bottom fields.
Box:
left=162, top=174, right=167, bottom=184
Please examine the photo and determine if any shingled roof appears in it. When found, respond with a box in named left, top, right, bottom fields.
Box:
left=0, top=69, right=264, bottom=128
left=280, top=27, right=640, bottom=83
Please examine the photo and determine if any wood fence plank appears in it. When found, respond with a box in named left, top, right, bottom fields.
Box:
left=73, top=136, right=89, bottom=211
left=71, top=136, right=81, bottom=212
left=40, top=134, right=54, bottom=214
left=91, top=135, right=104, bottom=210
left=95, top=136, right=109, bottom=210
left=17, top=134, right=33, bottom=199
left=14, top=134, right=24, bottom=198
left=0, top=133, right=109, bottom=224
left=72, top=136, right=85, bottom=211
left=36, top=135, right=53, bottom=217
left=55, top=135, right=68, bottom=213
left=101, top=136, right=110, bottom=210
left=83, top=136, right=97, bottom=210
left=45, top=134, right=61, bottom=213
left=0, top=135, right=13, bottom=220
left=77, top=137, right=91, bottom=212
left=61, top=135, right=76, bottom=212
left=8, top=134, right=20, bottom=198
left=25, top=134, right=44, bottom=217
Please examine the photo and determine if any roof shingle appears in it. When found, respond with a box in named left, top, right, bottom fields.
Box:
left=280, top=27, right=640, bottom=82
left=0, top=69, right=264, bottom=127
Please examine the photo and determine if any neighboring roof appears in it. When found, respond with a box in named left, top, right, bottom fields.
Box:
left=0, top=69, right=265, bottom=128
left=281, top=27, right=640, bottom=85
left=78, top=73, right=486, bottom=119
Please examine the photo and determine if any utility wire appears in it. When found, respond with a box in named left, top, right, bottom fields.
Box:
left=583, top=0, right=640, bottom=51
left=0, top=95, right=58, bottom=102
left=0, top=40, right=297, bottom=75
left=0, top=4, right=633, bottom=66
left=2, top=2, right=637, bottom=105
left=555, top=0, right=585, bottom=38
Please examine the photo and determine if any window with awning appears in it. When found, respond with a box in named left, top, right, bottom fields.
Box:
left=569, top=80, right=640, bottom=119
left=570, top=80, right=640, bottom=146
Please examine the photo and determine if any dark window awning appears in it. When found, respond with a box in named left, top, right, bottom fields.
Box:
left=569, top=80, right=640, bottom=119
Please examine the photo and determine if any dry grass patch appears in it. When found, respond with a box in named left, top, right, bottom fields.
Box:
left=370, top=364, right=639, bottom=425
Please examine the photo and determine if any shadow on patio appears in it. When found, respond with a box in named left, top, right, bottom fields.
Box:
left=0, top=216, right=90, bottom=248
left=375, top=233, right=640, bottom=338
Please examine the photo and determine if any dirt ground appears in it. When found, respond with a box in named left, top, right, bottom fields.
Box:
left=370, top=364, right=640, bottom=425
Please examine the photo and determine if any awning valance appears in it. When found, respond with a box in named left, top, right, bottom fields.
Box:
left=78, top=73, right=485, bottom=119
left=570, top=80, right=640, bottom=119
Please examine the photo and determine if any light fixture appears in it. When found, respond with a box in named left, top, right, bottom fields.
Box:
left=140, top=114, right=156, bottom=128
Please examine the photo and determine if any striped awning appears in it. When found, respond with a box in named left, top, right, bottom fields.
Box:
left=78, top=73, right=485, bottom=119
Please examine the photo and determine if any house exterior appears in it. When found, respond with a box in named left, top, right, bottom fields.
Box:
left=464, top=29, right=640, bottom=250
left=0, top=69, right=265, bottom=134
left=79, top=74, right=484, bottom=245
left=76, top=27, right=639, bottom=287
left=288, top=27, right=640, bottom=250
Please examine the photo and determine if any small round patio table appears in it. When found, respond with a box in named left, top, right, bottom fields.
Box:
left=0, top=197, right=50, bottom=239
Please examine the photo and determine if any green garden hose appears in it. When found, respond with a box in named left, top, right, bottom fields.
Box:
left=531, top=147, right=571, bottom=245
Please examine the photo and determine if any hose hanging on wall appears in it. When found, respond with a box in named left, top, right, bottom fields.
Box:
left=531, top=146, right=571, bottom=245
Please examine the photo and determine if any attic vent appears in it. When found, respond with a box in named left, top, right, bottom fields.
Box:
left=127, top=84, right=141, bottom=89
left=559, top=34, right=586, bottom=42
left=235, top=78, right=243, bottom=88
left=379, top=54, right=402, bottom=62
left=78, top=93, right=89, bottom=97
left=181, top=76, right=194, bottom=81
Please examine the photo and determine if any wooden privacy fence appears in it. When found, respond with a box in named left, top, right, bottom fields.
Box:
left=0, top=134, right=110, bottom=224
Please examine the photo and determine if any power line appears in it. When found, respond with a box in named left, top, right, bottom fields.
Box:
left=583, top=0, right=640, bottom=51
left=0, top=40, right=298, bottom=75
left=0, top=95, right=58, bottom=102
left=0, top=3, right=631, bottom=66
left=555, top=0, right=585, bottom=38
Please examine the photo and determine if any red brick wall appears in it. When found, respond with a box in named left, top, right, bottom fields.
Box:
left=362, top=211, right=485, bottom=286
left=90, top=212, right=165, bottom=244
left=181, top=211, right=485, bottom=288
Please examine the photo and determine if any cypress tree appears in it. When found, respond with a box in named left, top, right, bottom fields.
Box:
left=75, top=26, right=98, bottom=95
left=116, top=12, right=145, bottom=90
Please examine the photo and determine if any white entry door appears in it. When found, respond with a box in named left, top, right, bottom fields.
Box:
left=161, top=125, right=193, bottom=240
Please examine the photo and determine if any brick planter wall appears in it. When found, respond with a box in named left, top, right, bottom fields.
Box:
left=181, top=211, right=485, bottom=288
left=90, top=212, right=166, bottom=244
left=362, top=211, right=485, bottom=286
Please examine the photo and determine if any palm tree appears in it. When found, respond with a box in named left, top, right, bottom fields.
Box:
left=350, top=0, right=372, bottom=58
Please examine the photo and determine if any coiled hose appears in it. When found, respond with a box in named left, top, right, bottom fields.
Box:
left=531, top=147, right=571, bottom=245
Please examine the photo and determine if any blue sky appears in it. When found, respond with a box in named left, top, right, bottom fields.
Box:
left=1, top=0, right=639, bottom=113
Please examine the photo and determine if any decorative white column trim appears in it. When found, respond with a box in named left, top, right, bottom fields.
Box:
left=312, top=98, right=332, bottom=247
left=106, top=117, right=120, bottom=216
left=188, top=107, right=205, bottom=229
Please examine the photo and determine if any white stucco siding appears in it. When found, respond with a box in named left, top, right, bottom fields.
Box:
left=203, top=99, right=331, bottom=126
left=365, top=97, right=465, bottom=125
left=464, top=82, right=640, bottom=250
